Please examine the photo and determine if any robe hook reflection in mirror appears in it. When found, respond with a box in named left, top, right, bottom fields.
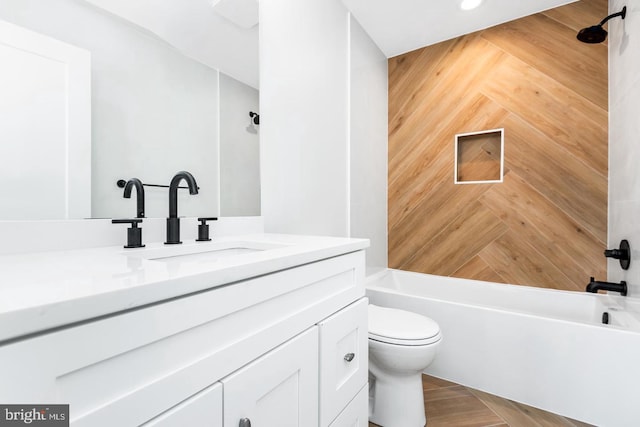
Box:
left=116, top=179, right=200, bottom=191
left=577, top=6, right=626, bottom=44
left=249, top=111, right=260, bottom=125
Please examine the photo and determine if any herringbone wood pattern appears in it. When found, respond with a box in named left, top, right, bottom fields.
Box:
left=388, top=0, right=608, bottom=292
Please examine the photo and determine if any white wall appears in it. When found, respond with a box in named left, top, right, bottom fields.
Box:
left=0, top=0, right=219, bottom=220
left=260, top=0, right=350, bottom=237
left=261, top=0, right=388, bottom=271
left=608, top=0, right=640, bottom=297
left=349, top=16, right=388, bottom=273
left=220, top=74, right=261, bottom=217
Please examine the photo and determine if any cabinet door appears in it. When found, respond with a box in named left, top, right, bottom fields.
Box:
left=141, top=382, right=222, bottom=427
left=329, top=384, right=368, bottom=427
left=318, top=298, right=368, bottom=426
left=222, top=327, right=319, bottom=427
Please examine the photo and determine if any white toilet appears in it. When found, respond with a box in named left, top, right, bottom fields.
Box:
left=368, top=304, right=442, bottom=427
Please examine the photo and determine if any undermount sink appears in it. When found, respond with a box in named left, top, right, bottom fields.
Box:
left=125, top=240, right=287, bottom=263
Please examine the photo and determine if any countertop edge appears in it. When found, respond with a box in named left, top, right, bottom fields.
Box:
left=0, top=236, right=368, bottom=343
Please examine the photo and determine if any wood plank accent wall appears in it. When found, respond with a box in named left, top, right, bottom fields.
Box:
left=388, top=0, right=608, bottom=291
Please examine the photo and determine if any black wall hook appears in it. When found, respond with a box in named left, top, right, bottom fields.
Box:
left=249, top=111, right=260, bottom=125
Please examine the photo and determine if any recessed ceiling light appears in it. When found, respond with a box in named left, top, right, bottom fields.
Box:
left=460, top=0, right=483, bottom=10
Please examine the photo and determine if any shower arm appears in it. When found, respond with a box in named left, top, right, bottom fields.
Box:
left=599, top=7, right=626, bottom=26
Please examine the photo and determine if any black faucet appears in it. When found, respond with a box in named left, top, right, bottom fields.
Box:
left=586, top=277, right=627, bottom=296
left=123, top=178, right=145, bottom=218
left=165, top=171, right=199, bottom=244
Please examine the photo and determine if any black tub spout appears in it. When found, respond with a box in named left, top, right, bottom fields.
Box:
left=586, top=277, right=627, bottom=296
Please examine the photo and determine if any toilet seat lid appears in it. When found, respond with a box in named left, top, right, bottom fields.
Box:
left=368, top=304, right=441, bottom=345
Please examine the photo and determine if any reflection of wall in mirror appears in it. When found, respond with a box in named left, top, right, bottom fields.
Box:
left=220, top=73, right=260, bottom=217
left=0, top=0, right=260, bottom=220
left=0, top=19, right=90, bottom=220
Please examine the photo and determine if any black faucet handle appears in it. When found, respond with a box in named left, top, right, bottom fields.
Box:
left=198, top=217, right=218, bottom=224
left=196, top=217, right=218, bottom=242
left=112, top=218, right=142, bottom=226
left=112, top=219, right=145, bottom=249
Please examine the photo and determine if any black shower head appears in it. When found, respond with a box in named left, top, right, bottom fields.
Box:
left=577, top=25, right=608, bottom=43
left=577, top=6, right=626, bottom=44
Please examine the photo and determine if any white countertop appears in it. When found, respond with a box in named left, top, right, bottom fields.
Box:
left=0, top=233, right=368, bottom=343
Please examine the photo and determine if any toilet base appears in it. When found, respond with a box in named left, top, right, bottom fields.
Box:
left=369, top=371, right=426, bottom=427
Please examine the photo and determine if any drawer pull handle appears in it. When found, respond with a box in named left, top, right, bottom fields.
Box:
left=239, top=418, right=252, bottom=427
left=344, top=352, right=355, bottom=362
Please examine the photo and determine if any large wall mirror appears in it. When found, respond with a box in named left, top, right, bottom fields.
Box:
left=0, top=0, right=260, bottom=220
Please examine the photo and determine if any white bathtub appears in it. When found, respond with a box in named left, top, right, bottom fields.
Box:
left=366, top=269, right=640, bottom=427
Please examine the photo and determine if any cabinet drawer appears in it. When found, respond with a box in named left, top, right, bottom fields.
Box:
left=329, top=384, right=369, bottom=427
left=318, top=298, right=368, bottom=427
left=142, top=382, right=222, bottom=427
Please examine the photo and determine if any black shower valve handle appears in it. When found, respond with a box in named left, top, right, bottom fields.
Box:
left=604, top=239, right=630, bottom=270
left=604, top=249, right=625, bottom=258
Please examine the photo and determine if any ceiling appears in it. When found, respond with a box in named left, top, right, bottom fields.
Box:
left=83, top=0, right=259, bottom=88
left=342, top=0, right=578, bottom=58
left=82, top=0, right=579, bottom=89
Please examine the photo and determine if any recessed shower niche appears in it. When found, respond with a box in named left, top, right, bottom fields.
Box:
left=454, top=128, right=504, bottom=184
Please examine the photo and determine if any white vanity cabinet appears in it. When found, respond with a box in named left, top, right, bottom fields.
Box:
left=0, top=250, right=367, bottom=427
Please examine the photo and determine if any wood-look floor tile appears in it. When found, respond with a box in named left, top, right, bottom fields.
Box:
left=422, top=374, right=459, bottom=391
left=510, top=401, right=593, bottom=427
left=470, top=388, right=545, bottom=427
left=424, top=385, right=473, bottom=402
left=566, top=418, right=594, bottom=427
left=469, top=389, right=594, bottom=427
left=425, top=394, right=505, bottom=427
